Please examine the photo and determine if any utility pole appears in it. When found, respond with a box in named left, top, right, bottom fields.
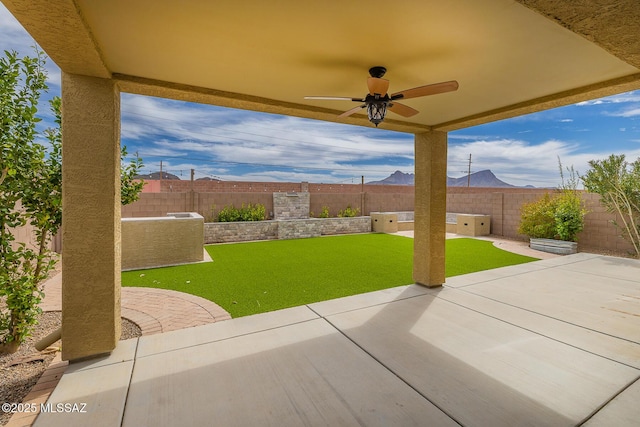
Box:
left=159, top=160, right=163, bottom=192
left=466, top=154, right=472, bottom=188
left=361, top=175, right=365, bottom=215
left=190, top=168, right=195, bottom=211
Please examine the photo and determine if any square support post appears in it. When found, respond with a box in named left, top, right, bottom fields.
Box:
left=413, top=131, right=447, bottom=287
left=61, top=73, right=121, bottom=361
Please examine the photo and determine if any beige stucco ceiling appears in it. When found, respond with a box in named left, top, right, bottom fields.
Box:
left=3, top=0, right=640, bottom=133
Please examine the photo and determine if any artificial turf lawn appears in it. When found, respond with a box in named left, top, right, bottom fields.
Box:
left=121, top=234, right=538, bottom=318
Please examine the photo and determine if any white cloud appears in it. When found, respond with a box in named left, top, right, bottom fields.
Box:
left=559, top=119, right=573, bottom=122
left=576, top=91, right=640, bottom=106
left=121, top=93, right=414, bottom=182
left=609, top=108, right=640, bottom=118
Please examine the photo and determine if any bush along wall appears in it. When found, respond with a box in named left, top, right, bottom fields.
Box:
left=217, top=203, right=266, bottom=222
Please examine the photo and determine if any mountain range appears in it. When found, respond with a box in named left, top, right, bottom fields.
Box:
left=367, top=170, right=526, bottom=187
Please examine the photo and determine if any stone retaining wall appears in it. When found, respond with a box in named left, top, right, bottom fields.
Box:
left=205, top=217, right=371, bottom=243
left=204, top=220, right=279, bottom=243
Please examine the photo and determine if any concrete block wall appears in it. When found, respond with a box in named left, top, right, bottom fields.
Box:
left=122, top=193, right=189, bottom=218
left=310, top=193, right=363, bottom=218
left=120, top=185, right=637, bottom=255
left=199, top=192, right=274, bottom=222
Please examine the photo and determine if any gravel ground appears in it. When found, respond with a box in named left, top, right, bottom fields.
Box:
left=0, top=311, right=141, bottom=426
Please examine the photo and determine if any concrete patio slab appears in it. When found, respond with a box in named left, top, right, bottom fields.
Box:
left=558, top=255, right=640, bottom=283
left=462, top=259, right=640, bottom=344
left=444, top=261, right=551, bottom=288
left=308, top=284, right=434, bottom=317
left=64, top=338, right=138, bottom=374
left=438, top=287, right=640, bottom=369
left=124, top=318, right=457, bottom=427
left=136, top=305, right=318, bottom=358
left=584, top=378, right=640, bottom=426
left=31, top=253, right=640, bottom=427
left=33, top=361, right=134, bottom=427
left=326, top=291, right=638, bottom=427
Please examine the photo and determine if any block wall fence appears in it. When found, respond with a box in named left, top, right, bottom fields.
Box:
left=121, top=181, right=635, bottom=255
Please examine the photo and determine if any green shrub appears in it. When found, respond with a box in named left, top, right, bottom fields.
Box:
left=217, top=203, right=266, bottom=222
left=319, top=206, right=330, bottom=218
left=518, top=194, right=559, bottom=239
left=337, top=205, right=360, bottom=218
left=519, top=159, right=586, bottom=242
left=554, top=192, right=585, bottom=241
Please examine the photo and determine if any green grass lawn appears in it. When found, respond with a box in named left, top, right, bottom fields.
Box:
left=122, top=234, right=538, bottom=318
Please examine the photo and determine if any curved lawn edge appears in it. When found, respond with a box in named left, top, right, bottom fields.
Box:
left=122, top=234, right=538, bottom=318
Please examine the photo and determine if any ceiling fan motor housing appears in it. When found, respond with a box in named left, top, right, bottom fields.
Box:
left=369, top=66, right=387, bottom=78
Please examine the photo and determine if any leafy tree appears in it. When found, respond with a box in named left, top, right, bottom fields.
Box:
left=120, top=146, right=145, bottom=205
left=0, top=49, right=52, bottom=352
left=581, top=154, right=640, bottom=257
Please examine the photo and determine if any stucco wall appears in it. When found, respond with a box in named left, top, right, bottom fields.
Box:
left=121, top=213, right=204, bottom=270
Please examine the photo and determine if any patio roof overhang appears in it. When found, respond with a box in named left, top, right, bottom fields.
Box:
left=3, top=0, right=640, bottom=361
left=3, top=0, right=640, bottom=133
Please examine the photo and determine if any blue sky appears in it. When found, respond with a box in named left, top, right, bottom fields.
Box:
left=2, top=5, right=640, bottom=188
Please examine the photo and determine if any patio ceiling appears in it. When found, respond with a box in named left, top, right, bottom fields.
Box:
left=4, top=0, right=640, bottom=133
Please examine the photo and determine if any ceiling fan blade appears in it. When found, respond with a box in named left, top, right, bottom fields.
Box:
left=305, top=96, right=364, bottom=102
left=389, top=102, right=419, bottom=117
left=338, top=105, right=366, bottom=118
left=391, top=80, right=459, bottom=101
left=367, top=77, right=389, bottom=95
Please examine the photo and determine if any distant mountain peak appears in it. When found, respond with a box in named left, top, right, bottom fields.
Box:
left=368, top=169, right=523, bottom=187
left=367, top=170, right=414, bottom=185
left=448, top=169, right=515, bottom=187
left=134, top=171, right=181, bottom=180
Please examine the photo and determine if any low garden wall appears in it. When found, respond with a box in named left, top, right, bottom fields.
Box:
left=204, top=217, right=371, bottom=243
left=122, top=212, right=204, bottom=270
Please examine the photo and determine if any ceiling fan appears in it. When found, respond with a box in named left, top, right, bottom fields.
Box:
left=305, top=66, right=458, bottom=126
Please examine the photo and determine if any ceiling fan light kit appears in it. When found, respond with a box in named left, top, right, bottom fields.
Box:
left=366, top=95, right=389, bottom=127
left=305, top=66, right=458, bottom=127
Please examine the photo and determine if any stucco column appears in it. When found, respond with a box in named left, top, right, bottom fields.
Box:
left=61, top=73, right=121, bottom=361
left=413, top=131, right=447, bottom=287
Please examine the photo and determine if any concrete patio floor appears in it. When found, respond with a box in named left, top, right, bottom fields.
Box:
left=34, top=253, right=639, bottom=427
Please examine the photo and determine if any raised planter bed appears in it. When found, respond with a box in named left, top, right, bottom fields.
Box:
left=204, top=217, right=371, bottom=244
left=529, top=238, right=577, bottom=255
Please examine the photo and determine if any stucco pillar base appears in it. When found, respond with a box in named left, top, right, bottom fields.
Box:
left=413, top=131, right=447, bottom=287
left=61, top=73, right=121, bottom=361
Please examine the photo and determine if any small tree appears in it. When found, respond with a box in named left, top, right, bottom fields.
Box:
left=121, top=146, right=145, bottom=205
left=1, top=49, right=145, bottom=352
left=581, top=154, right=640, bottom=258
left=0, top=49, right=53, bottom=352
